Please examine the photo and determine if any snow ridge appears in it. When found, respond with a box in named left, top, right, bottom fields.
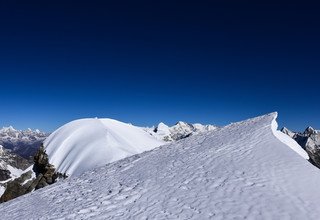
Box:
left=1, top=113, right=320, bottom=219
left=271, top=113, right=309, bottom=159
left=44, top=118, right=164, bottom=176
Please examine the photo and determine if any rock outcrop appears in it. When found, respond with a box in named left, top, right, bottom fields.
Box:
left=0, top=170, right=34, bottom=202
left=33, top=145, right=63, bottom=186
left=0, top=145, right=32, bottom=194
left=281, top=127, right=320, bottom=168
left=0, top=145, right=65, bottom=203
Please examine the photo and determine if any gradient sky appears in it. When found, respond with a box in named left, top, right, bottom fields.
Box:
left=0, top=1, right=319, bottom=132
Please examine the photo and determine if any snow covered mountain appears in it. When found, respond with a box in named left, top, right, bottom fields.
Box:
left=2, top=113, right=320, bottom=219
left=281, top=126, right=320, bottom=167
left=144, top=121, right=217, bottom=141
left=44, top=118, right=164, bottom=176
left=0, top=145, right=33, bottom=197
left=0, top=127, right=48, bottom=158
left=1, top=119, right=212, bottom=202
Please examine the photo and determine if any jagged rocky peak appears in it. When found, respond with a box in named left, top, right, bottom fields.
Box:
left=0, top=145, right=63, bottom=203
left=0, top=126, right=15, bottom=133
left=0, top=145, right=34, bottom=200
left=304, top=126, right=317, bottom=136
left=281, top=126, right=320, bottom=168
left=0, top=126, right=47, bottom=140
left=0, top=126, right=48, bottom=159
left=0, top=145, right=31, bottom=171
left=148, top=121, right=218, bottom=142
left=281, top=127, right=296, bottom=138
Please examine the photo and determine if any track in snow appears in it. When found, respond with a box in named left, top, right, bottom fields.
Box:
left=1, top=113, right=320, bottom=219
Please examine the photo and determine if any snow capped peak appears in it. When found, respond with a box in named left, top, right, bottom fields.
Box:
left=304, top=126, right=317, bottom=135
left=281, top=127, right=291, bottom=132
left=44, top=118, right=164, bottom=176
left=174, top=121, right=189, bottom=126
left=0, top=126, right=16, bottom=133
left=157, top=122, right=168, bottom=127
left=154, top=122, right=170, bottom=136
left=3, top=112, right=320, bottom=219
left=0, top=126, right=46, bottom=136
left=281, top=127, right=296, bottom=138
left=0, top=127, right=48, bottom=158
left=146, top=121, right=218, bottom=142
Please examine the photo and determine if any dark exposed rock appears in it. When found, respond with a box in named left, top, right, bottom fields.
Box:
left=149, top=121, right=217, bottom=142
left=0, top=145, right=34, bottom=202
left=0, top=170, right=34, bottom=202
left=281, top=127, right=320, bottom=168
left=0, top=144, right=66, bottom=203
left=33, top=145, right=62, bottom=184
left=33, top=145, right=51, bottom=174
left=0, top=145, right=31, bottom=170
left=0, top=170, right=11, bottom=181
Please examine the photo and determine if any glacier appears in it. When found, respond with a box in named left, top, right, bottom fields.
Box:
left=1, top=113, right=320, bottom=219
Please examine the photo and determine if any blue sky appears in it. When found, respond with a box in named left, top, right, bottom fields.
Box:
left=0, top=1, right=319, bottom=132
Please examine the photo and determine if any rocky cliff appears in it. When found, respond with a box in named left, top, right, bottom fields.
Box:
left=0, top=145, right=65, bottom=203
left=281, top=127, right=320, bottom=167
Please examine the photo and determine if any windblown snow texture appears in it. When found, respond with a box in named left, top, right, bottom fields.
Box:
left=43, top=118, right=164, bottom=176
left=0, top=113, right=319, bottom=219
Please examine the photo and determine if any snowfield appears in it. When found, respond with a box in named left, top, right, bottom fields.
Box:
left=1, top=113, right=320, bottom=219
left=44, top=118, right=164, bottom=176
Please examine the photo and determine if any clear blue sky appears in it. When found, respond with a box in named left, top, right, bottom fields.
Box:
left=0, top=1, right=319, bottom=132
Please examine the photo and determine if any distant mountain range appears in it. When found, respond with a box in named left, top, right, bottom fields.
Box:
left=0, top=120, right=217, bottom=201
left=2, top=113, right=320, bottom=219
left=0, top=127, right=47, bottom=200
left=0, top=118, right=319, bottom=215
left=143, top=121, right=217, bottom=141
left=0, top=126, right=48, bottom=159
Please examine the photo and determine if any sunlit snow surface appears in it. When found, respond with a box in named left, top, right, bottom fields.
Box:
left=44, top=118, right=164, bottom=176
left=1, top=113, right=320, bottom=219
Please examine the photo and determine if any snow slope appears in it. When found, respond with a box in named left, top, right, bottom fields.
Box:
left=44, top=118, right=164, bottom=176
left=271, top=119, right=309, bottom=159
left=1, top=113, right=320, bottom=219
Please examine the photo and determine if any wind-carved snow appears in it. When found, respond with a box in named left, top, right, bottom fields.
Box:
left=1, top=113, right=320, bottom=219
left=271, top=117, right=309, bottom=159
left=44, top=118, right=164, bottom=176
